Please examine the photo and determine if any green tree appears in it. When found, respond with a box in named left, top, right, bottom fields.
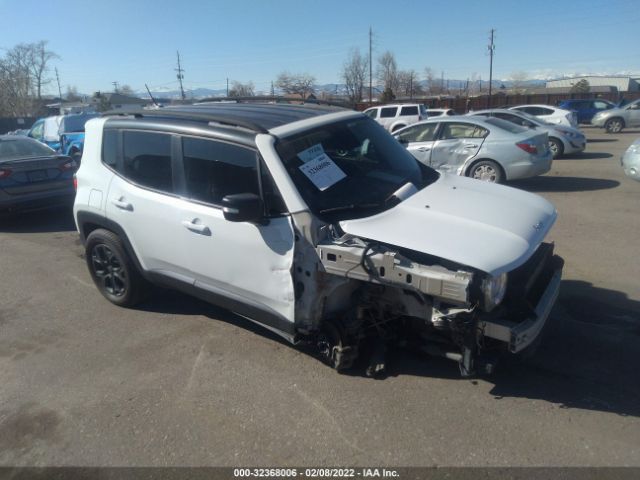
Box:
left=571, top=79, right=590, bottom=93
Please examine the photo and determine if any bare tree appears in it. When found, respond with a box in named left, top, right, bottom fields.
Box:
left=341, top=48, right=368, bottom=104
left=275, top=72, right=316, bottom=101
left=65, top=85, right=82, bottom=102
left=424, top=67, right=438, bottom=95
left=0, top=44, right=35, bottom=116
left=377, top=51, right=399, bottom=96
left=228, top=81, right=255, bottom=97
left=0, top=41, right=58, bottom=116
left=509, top=71, right=528, bottom=94
left=29, top=41, right=59, bottom=100
left=397, top=69, right=423, bottom=98
left=119, top=84, right=135, bottom=95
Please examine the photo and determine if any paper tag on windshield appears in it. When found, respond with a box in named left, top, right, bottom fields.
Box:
left=299, top=154, right=346, bottom=191
left=297, top=143, right=325, bottom=163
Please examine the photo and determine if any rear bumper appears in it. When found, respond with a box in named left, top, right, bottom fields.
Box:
left=505, top=155, right=552, bottom=180
left=0, top=187, right=75, bottom=214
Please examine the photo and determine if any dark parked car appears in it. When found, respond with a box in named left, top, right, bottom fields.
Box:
left=557, top=99, right=616, bottom=124
left=0, top=135, right=77, bottom=215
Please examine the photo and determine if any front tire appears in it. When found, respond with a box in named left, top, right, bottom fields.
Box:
left=85, top=228, right=146, bottom=307
left=548, top=137, right=564, bottom=159
left=605, top=118, right=624, bottom=133
left=467, top=160, right=504, bottom=184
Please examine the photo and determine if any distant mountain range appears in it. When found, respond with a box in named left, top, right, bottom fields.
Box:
left=133, top=79, right=549, bottom=101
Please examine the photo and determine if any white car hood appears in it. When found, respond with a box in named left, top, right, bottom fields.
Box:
left=339, top=174, right=557, bottom=275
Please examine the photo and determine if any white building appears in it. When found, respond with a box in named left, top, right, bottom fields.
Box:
left=546, top=76, right=640, bottom=92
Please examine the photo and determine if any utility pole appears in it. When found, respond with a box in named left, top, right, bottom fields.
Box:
left=112, top=81, right=119, bottom=93
left=271, top=80, right=275, bottom=101
left=368, top=26, right=373, bottom=105
left=488, top=29, right=495, bottom=107
left=409, top=71, right=414, bottom=100
left=226, top=78, right=229, bottom=97
left=55, top=68, right=63, bottom=99
left=55, top=68, right=63, bottom=114
left=175, top=51, right=186, bottom=101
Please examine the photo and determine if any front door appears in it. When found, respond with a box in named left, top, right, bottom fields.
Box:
left=176, top=135, right=296, bottom=329
left=395, top=122, right=438, bottom=165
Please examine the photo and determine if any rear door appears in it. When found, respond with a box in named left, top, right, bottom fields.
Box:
left=379, top=106, right=398, bottom=130
left=626, top=101, right=640, bottom=127
left=430, top=121, right=487, bottom=172
left=104, top=129, right=191, bottom=280
left=395, top=122, right=438, bottom=165
left=175, top=135, right=295, bottom=327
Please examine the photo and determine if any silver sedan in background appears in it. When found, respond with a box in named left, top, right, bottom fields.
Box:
left=393, top=116, right=552, bottom=183
left=622, top=138, right=640, bottom=181
left=468, top=109, right=586, bottom=159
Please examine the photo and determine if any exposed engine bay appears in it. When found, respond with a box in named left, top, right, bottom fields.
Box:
left=292, top=222, right=563, bottom=378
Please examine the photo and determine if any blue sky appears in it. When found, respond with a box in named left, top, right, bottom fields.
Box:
left=1, top=0, right=638, bottom=95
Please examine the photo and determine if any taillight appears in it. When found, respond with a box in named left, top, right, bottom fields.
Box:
left=0, top=168, right=12, bottom=179
left=59, top=159, right=76, bottom=171
left=73, top=174, right=78, bottom=191
left=517, top=141, right=538, bottom=154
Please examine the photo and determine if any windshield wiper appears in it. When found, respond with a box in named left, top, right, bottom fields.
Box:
left=318, top=202, right=383, bottom=214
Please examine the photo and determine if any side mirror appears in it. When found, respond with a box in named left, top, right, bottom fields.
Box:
left=222, top=193, right=264, bottom=223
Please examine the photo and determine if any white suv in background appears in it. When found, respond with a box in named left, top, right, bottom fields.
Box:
left=73, top=104, right=562, bottom=377
left=363, top=103, right=428, bottom=132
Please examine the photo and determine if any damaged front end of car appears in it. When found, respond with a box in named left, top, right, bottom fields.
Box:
left=291, top=220, right=563, bottom=378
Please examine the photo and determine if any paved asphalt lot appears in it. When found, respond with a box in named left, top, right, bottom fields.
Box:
left=1, top=127, right=639, bottom=467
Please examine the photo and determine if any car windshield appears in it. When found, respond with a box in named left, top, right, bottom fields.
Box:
left=483, top=117, right=528, bottom=134
left=0, top=138, right=55, bottom=161
left=59, top=113, right=99, bottom=133
left=275, top=116, right=439, bottom=220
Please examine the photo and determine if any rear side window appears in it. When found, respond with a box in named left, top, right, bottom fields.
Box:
left=102, top=130, right=118, bottom=168
left=400, top=106, right=418, bottom=116
left=182, top=137, right=259, bottom=206
left=123, top=131, right=173, bottom=193
left=380, top=107, right=398, bottom=118
left=364, top=109, right=378, bottom=119
left=594, top=101, right=610, bottom=109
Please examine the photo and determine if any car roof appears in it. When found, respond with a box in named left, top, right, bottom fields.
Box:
left=103, top=103, right=346, bottom=134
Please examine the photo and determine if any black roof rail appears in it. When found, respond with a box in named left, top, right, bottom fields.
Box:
left=101, top=108, right=269, bottom=134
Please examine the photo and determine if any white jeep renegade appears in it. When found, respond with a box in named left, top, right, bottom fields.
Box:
left=74, top=104, right=563, bottom=376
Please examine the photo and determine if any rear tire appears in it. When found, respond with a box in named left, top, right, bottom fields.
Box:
left=467, top=160, right=504, bottom=184
left=85, top=228, right=147, bottom=307
left=548, top=137, right=564, bottom=159
left=605, top=118, right=624, bottom=133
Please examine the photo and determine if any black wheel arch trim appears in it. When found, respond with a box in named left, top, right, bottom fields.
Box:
left=76, top=211, right=145, bottom=274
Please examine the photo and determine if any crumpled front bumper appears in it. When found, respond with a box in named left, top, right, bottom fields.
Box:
left=479, top=253, right=564, bottom=353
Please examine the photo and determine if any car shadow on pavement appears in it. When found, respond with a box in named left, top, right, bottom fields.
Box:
left=487, top=280, right=640, bottom=417
left=137, top=288, right=294, bottom=348
left=563, top=152, right=613, bottom=160
left=0, top=207, right=76, bottom=234
left=509, top=176, right=619, bottom=192
left=586, top=138, right=618, bottom=143
left=136, top=280, right=640, bottom=417
left=378, top=280, right=640, bottom=417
